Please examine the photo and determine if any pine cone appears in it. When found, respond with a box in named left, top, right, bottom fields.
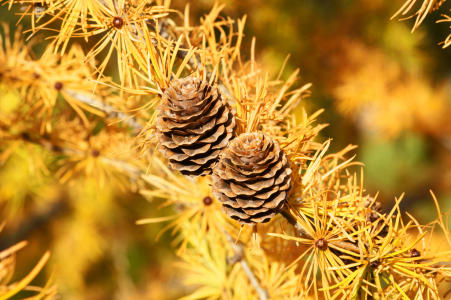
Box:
left=212, top=133, right=292, bottom=226
left=156, top=76, right=236, bottom=177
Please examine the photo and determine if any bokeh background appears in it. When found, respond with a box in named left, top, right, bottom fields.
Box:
left=1, top=0, right=451, bottom=299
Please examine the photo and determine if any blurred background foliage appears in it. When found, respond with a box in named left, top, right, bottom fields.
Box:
left=1, top=0, right=451, bottom=299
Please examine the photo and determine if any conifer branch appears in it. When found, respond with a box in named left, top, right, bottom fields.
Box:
left=155, top=20, right=233, bottom=99
left=280, top=210, right=361, bottom=253
left=223, top=229, right=269, bottom=300
left=11, top=132, right=144, bottom=178
left=280, top=210, right=310, bottom=238
left=65, top=90, right=144, bottom=131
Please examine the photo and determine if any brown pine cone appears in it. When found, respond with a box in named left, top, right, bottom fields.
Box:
left=212, top=133, right=292, bottom=226
left=155, top=76, right=236, bottom=177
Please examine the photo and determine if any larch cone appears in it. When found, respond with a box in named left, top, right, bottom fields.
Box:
left=155, top=76, right=236, bottom=177
left=212, top=132, right=292, bottom=226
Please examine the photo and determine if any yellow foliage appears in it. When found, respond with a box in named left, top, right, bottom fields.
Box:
left=0, top=1, right=450, bottom=299
left=334, top=42, right=449, bottom=139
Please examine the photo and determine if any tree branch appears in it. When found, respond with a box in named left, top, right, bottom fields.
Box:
left=280, top=210, right=362, bottom=253
left=154, top=19, right=233, bottom=99
left=223, top=229, right=269, bottom=300
left=0, top=200, right=68, bottom=251
left=65, top=90, right=144, bottom=131
left=14, top=133, right=144, bottom=178
left=280, top=210, right=310, bottom=239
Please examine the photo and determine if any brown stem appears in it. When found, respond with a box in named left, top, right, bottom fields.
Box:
left=279, top=210, right=361, bottom=253
left=10, top=133, right=143, bottom=178
left=422, top=260, right=451, bottom=268
left=280, top=210, right=310, bottom=239
left=0, top=200, right=67, bottom=252
left=222, top=229, right=269, bottom=300
left=156, top=19, right=233, bottom=99
left=65, top=90, right=144, bottom=131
